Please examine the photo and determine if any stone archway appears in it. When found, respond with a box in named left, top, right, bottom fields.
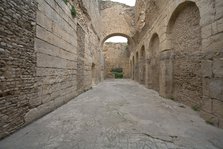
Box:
left=148, top=33, right=160, bottom=92
left=100, top=33, right=135, bottom=51
left=168, top=1, right=202, bottom=105
left=101, top=34, right=132, bottom=79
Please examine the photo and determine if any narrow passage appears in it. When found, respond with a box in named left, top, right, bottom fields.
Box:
left=1, top=80, right=223, bottom=149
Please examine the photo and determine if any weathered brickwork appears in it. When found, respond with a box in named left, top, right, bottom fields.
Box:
left=0, top=0, right=103, bottom=139
left=131, top=0, right=223, bottom=128
left=77, top=24, right=85, bottom=92
left=0, top=0, right=38, bottom=138
left=103, top=43, right=130, bottom=78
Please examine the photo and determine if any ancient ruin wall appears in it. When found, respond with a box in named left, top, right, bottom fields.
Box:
left=25, top=0, right=80, bottom=124
left=0, top=0, right=38, bottom=138
left=149, top=34, right=160, bottom=92
left=103, top=43, right=130, bottom=78
left=170, top=3, right=202, bottom=106
left=132, top=0, right=223, bottom=127
left=0, top=0, right=103, bottom=139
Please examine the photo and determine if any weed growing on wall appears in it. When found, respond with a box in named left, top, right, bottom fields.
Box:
left=62, top=0, right=77, bottom=18
left=71, top=5, right=77, bottom=17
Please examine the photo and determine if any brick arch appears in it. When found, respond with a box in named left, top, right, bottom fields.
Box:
left=166, top=1, right=200, bottom=43
left=100, top=1, right=134, bottom=45
left=100, top=33, right=135, bottom=50
left=148, top=33, right=160, bottom=91
left=167, top=1, right=202, bottom=106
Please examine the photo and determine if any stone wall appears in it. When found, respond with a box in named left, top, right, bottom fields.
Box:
left=0, top=0, right=38, bottom=138
left=0, top=0, right=103, bottom=139
left=103, top=43, right=130, bottom=78
left=131, top=0, right=223, bottom=128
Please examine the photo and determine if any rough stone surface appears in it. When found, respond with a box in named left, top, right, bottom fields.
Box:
left=103, top=42, right=130, bottom=78
left=0, top=0, right=38, bottom=139
left=1, top=80, right=223, bottom=149
left=131, top=0, right=223, bottom=128
left=0, top=0, right=103, bottom=139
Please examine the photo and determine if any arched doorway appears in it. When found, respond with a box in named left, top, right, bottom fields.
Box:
left=168, top=1, right=202, bottom=104
left=102, top=35, right=131, bottom=79
left=149, top=33, right=160, bottom=92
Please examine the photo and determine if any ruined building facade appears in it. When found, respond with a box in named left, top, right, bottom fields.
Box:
left=0, top=0, right=223, bottom=139
left=130, top=0, right=223, bottom=127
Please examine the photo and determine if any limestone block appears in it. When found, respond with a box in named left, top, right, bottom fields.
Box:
left=209, top=79, right=223, bottom=101
left=29, top=97, right=41, bottom=107
left=25, top=108, right=39, bottom=124
left=199, top=2, right=215, bottom=26
left=202, top=60, right=213, bottom=78
left=215, top=0, right=223, bottom=20
left=213, top=99, right=223, bottom=117
left=40, top=94, right=50, bottom=104
left=216, top=18, right=223, bottom=33
left=202, top=79, right=210, bottom=96
left=211, top=22, right=218, bottom=35
left=209, top=33, right=223, bottom=51
left=200, top=111, right=219, bottom=126
left=35, top=38, right=77, bottom=62
left=52, top=21, right=77, bottom=46
left=37, top=53, right=76, bottom=69
left=213, top=58, right=223, bottom=77
left=201, top=97, right=213, bottom=113
left=201, top=24, right=212, bottom=39
left=202, top=38, right=212, bottom=51
left=36, top=25, right=77, bottom=54
left=53, top=96, right=64, bottom=108
left=36, top=11, right=53, bottom=31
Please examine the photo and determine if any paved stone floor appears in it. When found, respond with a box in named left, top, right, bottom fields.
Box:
left=1, top=80, right=223, bottom=149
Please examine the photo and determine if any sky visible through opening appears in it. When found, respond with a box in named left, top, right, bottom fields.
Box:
left=105, top=36, right=128, bottom=43
left=103, top=0, right=135, bottom=43
left=107, top=0, right=136, bottom=6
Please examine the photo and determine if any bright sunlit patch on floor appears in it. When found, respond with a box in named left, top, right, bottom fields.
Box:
left=105, top=36, right=128, bottom=43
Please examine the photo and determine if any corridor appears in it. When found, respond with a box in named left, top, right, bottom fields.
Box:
left=0, top=80, right=223, bottom=149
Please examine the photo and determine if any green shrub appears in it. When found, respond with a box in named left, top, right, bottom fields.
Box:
left=71, top=5, right=77, bottom=18
left=113, top=72, right=123, bottom=79
left=111, top=68, right=123, bottom=73
left=111, top=67, right=123, bottom=79
left=63, top=0, right=68, bottom=5
left=115, top=72, right=123, bottom=79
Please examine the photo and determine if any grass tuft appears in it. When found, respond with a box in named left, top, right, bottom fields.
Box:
left=191, top=105, right=201, bottom=111
left=71, top=5, right=77, bottom=18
